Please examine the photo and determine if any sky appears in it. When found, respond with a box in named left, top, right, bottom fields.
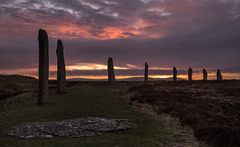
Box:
left=0, top=0, right=240, bottom=79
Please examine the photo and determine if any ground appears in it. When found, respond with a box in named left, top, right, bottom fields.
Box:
left=129, top=81, right=240, bottom=147
left=0, top=75, right=206, bottom=147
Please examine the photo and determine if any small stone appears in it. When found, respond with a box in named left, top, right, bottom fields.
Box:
left=44, top=135, right=53, bottom=138
left=25, top=135, right=34, bottom=139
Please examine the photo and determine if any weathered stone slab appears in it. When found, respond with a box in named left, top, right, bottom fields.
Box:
left=144, top=62, right=149, bottom=83
left=56, top=40, right=66, bottom=94
left=217, top=69, right=223, bottom=81
left=173, top=67, right=177, bottom=81
left=203, top=69, right=208, bottom=81
left=8, top=117, right=131, bottom=139
left=38, top=29, right=49, bottom=105
left=188, top=68, right=193, bottom=81
left=108, top=58, right=115, bottom=83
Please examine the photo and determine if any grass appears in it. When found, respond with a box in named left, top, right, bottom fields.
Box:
left=0, top=82, right=171, bottom=147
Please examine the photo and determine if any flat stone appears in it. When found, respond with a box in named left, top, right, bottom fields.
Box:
left=8, top=117, right=131, bottom=139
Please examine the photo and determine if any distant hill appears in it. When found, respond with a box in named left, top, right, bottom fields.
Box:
left=67, top=78, right=105, bottom=81
left=117, top=77, right=184, bottom=81
left=0, top=75, right=37, bottom=82
left=0, top=74, right=184, bottom=82
left=0, top=75, right=37, bottom=100
left=68, top=77, right=185, bottom=82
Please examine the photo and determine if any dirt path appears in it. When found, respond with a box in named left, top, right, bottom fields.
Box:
left=123, top=91, right=209, bottom=147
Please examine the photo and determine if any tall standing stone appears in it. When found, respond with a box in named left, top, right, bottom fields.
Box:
left=38, top=29, right=49, bottom=105
left=203, top=69, right=208, bottom=81
left=173, top=67, right=177, bottom=81
left=188, top=68, right=193, bottom=81
left=144, top=62, right=149, bottom=83
left=108, top=57, right=115, bottom=83
left=56, top=40, right=66, bottom=94
left=217, top=69, right=223, bottom=81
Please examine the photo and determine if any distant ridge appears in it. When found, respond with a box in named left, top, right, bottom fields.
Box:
left=0, top=74, right=37, bottom=81
left=67, top=78, right=105, bottom=81
left=67, top=77, right=185, bottom=82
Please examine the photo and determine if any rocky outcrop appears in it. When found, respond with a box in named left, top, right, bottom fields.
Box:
left=38, top=29, right=49, bottom=105
left=144, top=62, right=149, bottom=83
left=108, top=58, right=115, bottom=83
left=173, top=67, right=177, bottom=81
left=203, top=69, right=208, bottom=81
left=8, top=117, right=131, bottom=139
left=56, top=40, right=66, bottom=94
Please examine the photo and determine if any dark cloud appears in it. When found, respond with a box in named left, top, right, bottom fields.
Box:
left=0, top=0, right=240, bottom=76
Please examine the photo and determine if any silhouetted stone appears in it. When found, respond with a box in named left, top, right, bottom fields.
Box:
left=38, top=29, right=49, bottom=105
left=108, top=58, right=115, bottom=83
left=173, top=67, right=177, bottom=81
left=188, top=68, right=193, bottom=81
left=217, top=69, right=223, bottom=81
left=56, top=40, right=66, bottom=94
left=203, top=69, right=208, bottom=81
left=144, top=62, right=149, bottom=83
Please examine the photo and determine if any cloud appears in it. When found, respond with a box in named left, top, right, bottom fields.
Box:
left=0, top=0, right=239, bottom=39
left=0, top=0, right=240, bottom=76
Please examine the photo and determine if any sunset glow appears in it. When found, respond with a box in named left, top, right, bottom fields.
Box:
left=0, top=0, right=239, bottom=80
left=55, top=24, right=93, bottom=39
left=66, top=63, right=129, bottom=71
left=2, top=66, right=239, bottom=81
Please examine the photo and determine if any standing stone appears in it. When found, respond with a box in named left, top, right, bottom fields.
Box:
left=38, top=29, right=49, bottom=105
left=217, top=69, right=223, bottom=81
left=144, top=62, right=149, bottom=83
left=56, top=40, right=66, bottom=94
left=108, top=57, right=115, bottom=83
left=188, top=68, right=193, bottom=81
left=203, top=69, right=208, bottom=81
left=173, top=67, right=177, bottom=81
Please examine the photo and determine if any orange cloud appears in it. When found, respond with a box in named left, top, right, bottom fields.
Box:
left=98, top=27, right=141, bottom=39
left=66, top=63, right=129, bottom=71
left=49, top=22, right=168, bottom=40
left=49, top=23, right=93, bottom=39
left=43, top=20, right=168, bottom=40
left=0, top=17, right=167, bottom=40
left=53, top=24, right=142, bottom=40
